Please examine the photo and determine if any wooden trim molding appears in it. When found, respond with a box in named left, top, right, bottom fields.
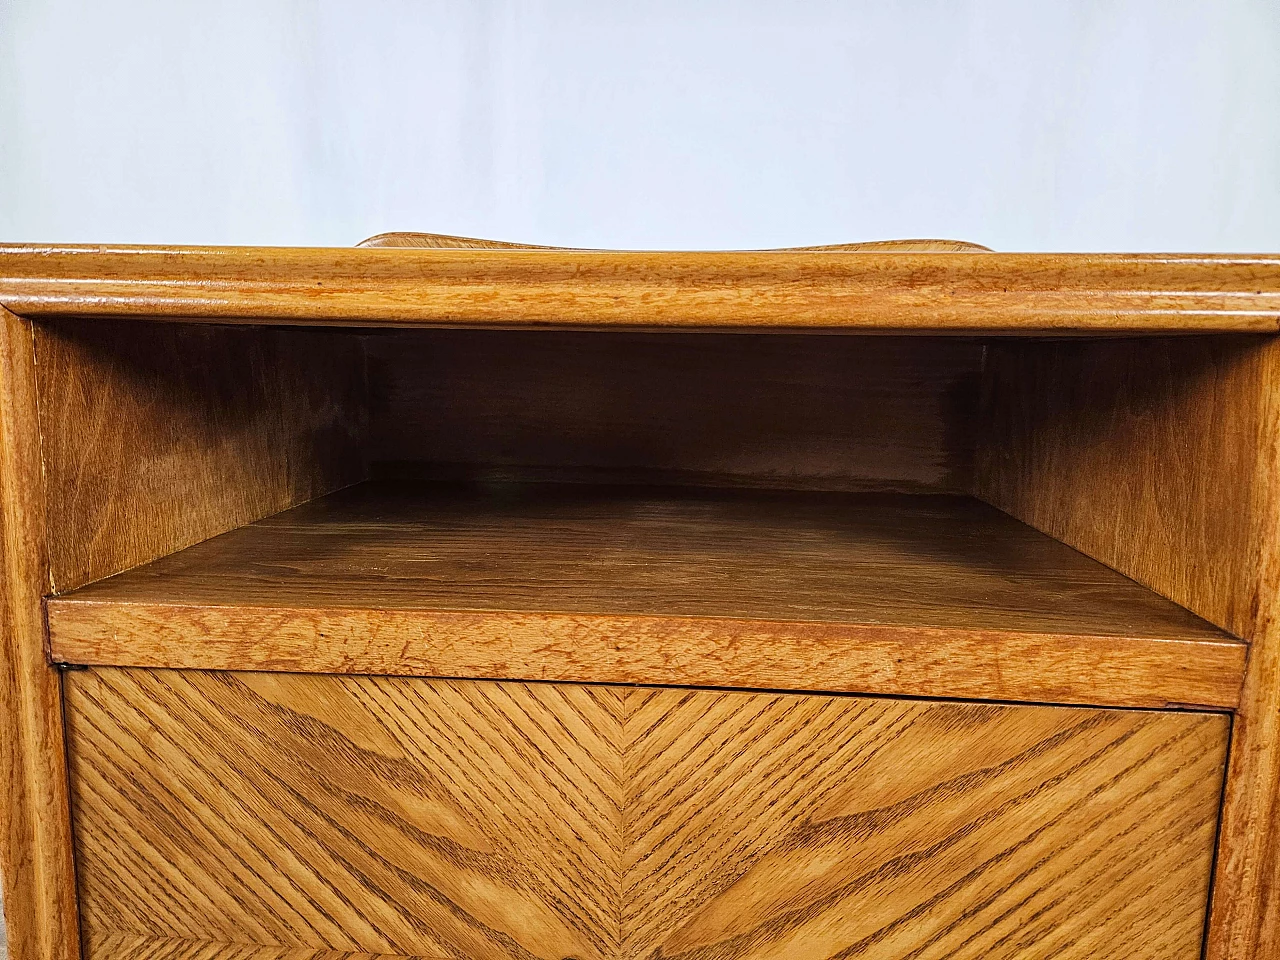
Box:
left=0, top=305, right=80, bottom=960
left=3, top=245, right=1280, bottom=331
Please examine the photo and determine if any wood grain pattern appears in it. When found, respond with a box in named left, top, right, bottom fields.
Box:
left=34, top=319, right=367, bottom=592
left=357, top=231, right=994, bottom=253
left=4, top=245, right=1280, bottom=331
left=974, top=336, right=1267, bottom=639
left=0, top=305, right=80, bottom=959
left=365, top=331, right=984, bottom=493
left=65, top=668, right=1230, bottom=960
left=1205, top=337, right=1280, bottom=960
left=971, top=335, right=1280, bottom=958
left=47, top=482, right=1245, bottom=709
left=84, top=934, right=432, bottom=960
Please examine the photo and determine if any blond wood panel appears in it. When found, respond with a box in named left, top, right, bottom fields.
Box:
left=34, top=319, right=367, bottom=592
left=46, top=483, right=1244, bottom=709
left=365, top=332, right=984, bottom=493
left=4, top=245, right=1280, bottom=330
left=1206, top=338, right=1280, bottom=960
left=358, top=231, right=994, bottom=252
left=0, top=305, right=80, bottom=959
left=66, top=669, right=1229, bottom=960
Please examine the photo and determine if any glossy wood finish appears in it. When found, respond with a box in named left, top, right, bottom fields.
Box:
left=4, top=246, right=1280, bottom=331
left=0, top=240, right=1275, bottom=960
left=366, top=331, right=984, bottom=493
left=0, top=306, right=80, bottom=960
left=65, top=668, right=1229, bottom=960
left=83, top=936, right=419, bottom=960
left=47, top=482, right=1243, bottom=709
left=975, top=337, right=1266, bottom=638
left=972, top=334, right=1280, bottom=959
left=34, top=319, right=367, bottom=592
left=1206, top=339, right=1280, bottom=960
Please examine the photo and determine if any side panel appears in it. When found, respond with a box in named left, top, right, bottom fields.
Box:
left=974, top=336, right=1264, bottom=638
left=0, top=306, right=79, bottom=959
left=1207, top=340, right=1280, bottom=960
left=34, top=319, right=368, bottom=593
left=973, top=335, right=1280, bottom=960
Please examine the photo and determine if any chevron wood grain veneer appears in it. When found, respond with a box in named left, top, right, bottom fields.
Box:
left=66, top=668, right=1227, bottom=960
left=79, top=938, right=426, bottom=960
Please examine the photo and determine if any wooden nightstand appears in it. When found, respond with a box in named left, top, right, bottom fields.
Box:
left=1, top=234, right=1276, bottom=960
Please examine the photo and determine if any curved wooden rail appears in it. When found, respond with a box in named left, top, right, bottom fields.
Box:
left=357, top=230, right=995, bottom=252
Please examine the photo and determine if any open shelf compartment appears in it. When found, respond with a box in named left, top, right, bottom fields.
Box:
left=28, top=320, right=1263, bottom=715
left=47, top=478, right=1242, bottom=709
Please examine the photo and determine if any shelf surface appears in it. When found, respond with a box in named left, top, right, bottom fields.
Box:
left=3, top=244, right=1280, bottom=331
left=47, top=481, right=1245, bottom=708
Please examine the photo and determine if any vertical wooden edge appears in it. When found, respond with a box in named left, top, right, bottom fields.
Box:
left=0, top=305, right=81, bottom=958
left=1206, top=341, right=1280, bottom=960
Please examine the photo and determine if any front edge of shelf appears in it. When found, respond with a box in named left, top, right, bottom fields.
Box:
left=46, top=600, right=1246, bottom=710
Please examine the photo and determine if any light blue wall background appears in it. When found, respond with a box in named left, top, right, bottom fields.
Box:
left=1, top=2, right=1279, bottom=248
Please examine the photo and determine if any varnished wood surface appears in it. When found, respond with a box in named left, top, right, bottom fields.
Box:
left=66, top=668, right=1229, bottom=960
left=1206, top=337, right=1280, bottom=960
left=0, top=306, right=80, bottom=959
left=84, top=935, right=431, bottom=960
left=974, top=337, right=1266, bottom=639
left=3, top=245, right=1280, bottom=330
left=47, top=482, right=1244, bottom=708
left=366, top=332, right=984, bottom=493
left=358, top=230, right=994, bottom=252
left=970, top=334, right=1280, bottom=958
left=34, top=319, right=367, bottom=592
